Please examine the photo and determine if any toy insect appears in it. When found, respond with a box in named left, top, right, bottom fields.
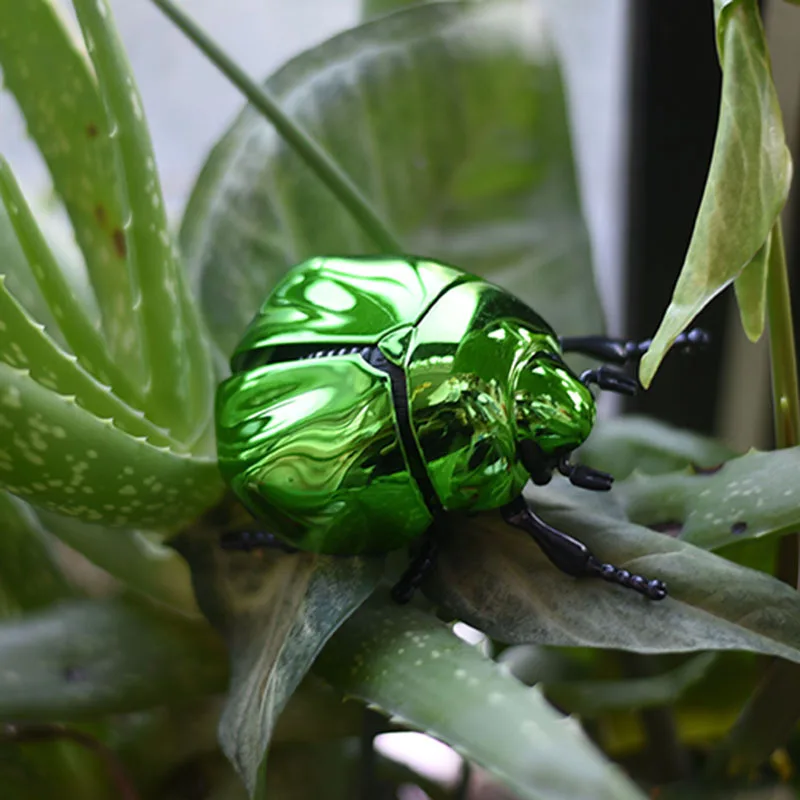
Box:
left=216, top=256, right=706, bottom=603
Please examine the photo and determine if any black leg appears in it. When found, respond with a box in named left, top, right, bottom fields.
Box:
left=391, top=524, right=440, bottom=604
left=219, top=529, right=298, bottom=554
left=502, top=497, right=667, bottom=600
left=560, top=327, right=708, bottom=365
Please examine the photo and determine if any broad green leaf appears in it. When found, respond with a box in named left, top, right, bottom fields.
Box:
left=0, top=492, right=72, bottom=614
left=72, top=0, right=213, bottom=443
left=0, top=361, right=222, bottom=528
left=579, top=415, right=738, bottom=480
left=424, top=480, right=800, bottom=660
left=0, top=157, right=141, bottom=405
left=545, top=653, right=717, bottom=717
left=316, top=601, right=645, bottom=800
left=639, top=0, right=792, bottom=386
left=172, top=521, right=383, bottom=796
left=733, top=233, right=770, bottom=341
left=38, top=510, right=198, bottom=614
left=181, top=1, right=602, bottom=358
left=0, top=0, right=141, bottom=378
left=361, top=0, right=428, bottom=19
left=614, top=447, right=800, bottom=552
left=0, top=596, right=227, bottom=720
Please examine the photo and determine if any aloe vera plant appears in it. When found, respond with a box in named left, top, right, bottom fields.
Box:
left=1, top=1, right=799, bottom=798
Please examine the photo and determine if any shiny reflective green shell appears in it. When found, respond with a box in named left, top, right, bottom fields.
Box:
left=216, top=257, right=595, bottom=555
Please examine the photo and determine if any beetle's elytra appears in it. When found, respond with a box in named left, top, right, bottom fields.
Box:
left=216, top=256, right=707, bottom=602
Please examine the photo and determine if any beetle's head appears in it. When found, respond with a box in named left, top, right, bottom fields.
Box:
left=511, top=350, right=596, bottom=485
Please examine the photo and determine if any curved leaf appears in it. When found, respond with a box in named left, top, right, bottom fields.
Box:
left=181, top=0, right=602, bottom=359
left=0, top=361, right=222, bottom=528
left=0, top=596, right=227, bottom=720
left=424, top=480, right=800, bottom=661
left=172, top=521, right=384, bottom=796
left=316, top=601, right=645, bottom=800
left=640, top=0, right=792, bottom=386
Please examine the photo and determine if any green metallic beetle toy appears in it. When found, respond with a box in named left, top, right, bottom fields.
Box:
left=216, top=256, right=707, bottom=603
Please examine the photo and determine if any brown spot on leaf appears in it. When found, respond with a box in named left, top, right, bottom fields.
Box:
left=86, top=122, right=99, bottom=138
left=731, top=521, right=747, bottom=535
left=112, top=228, right=126, bottom=258
left=649, top=520, right=683, bottom=537
left=691, top=462, right=725, bottom=475
left=94, top=204, right=107, bottom=228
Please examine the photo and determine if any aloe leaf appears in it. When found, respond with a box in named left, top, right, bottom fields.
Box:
left=424, top=480, right=800, bottom=660
left=38, top=511, right=198, bottom=614
left=0, top=492, right=72, bottom=613
left=614, top=447, right=800, bottom=552
left=639, top=0, right=792, bottom=386
left=545, top=653, right=717, bottom=717
left=71, top=0, right=213, bottom=442
left=0, top=158, right=141, bottom=405
left=0, top=596, right=227, bottom=720
left=172, top=525, right=384, bottom=797
left=0, top=361, right=222, bottom=528
left=0, top=275, right=181, bottom=449
left=0, top=0, right=141, bottom=378
left=316, top=601, right=645, bottom=800
left=579, top=416, right=738, bottom=481
left=181, top=1, right=602, bottom=357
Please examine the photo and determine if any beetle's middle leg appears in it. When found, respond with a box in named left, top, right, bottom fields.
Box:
left=391, top=522, right=442, bottom=604
left=501, top=496, right=667, bottom=601
left=559, top=327, right=708, bottom=365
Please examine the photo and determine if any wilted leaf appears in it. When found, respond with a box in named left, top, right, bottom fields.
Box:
left=172, top=523, right=383, bottom=796
left=579, top=415, right=738, bottom=481
left=639, top=0, right=792, bottom=385
left=316, top=601, right=645, bottom=800
left=424, top=480, right=800, bottom=661
left=181, top=1, right=602, bottom=359
left=0, top=595, right=227, bottom=720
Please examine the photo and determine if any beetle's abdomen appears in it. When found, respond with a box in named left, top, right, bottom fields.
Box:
left=216, top=356, right=432, bottom=554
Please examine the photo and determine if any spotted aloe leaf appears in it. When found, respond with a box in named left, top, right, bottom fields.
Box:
left=613, top=446, right=800, bottom=553
left=639, top=0, right=792, bottom=386
left=425, top=479, right=800, bottom=660
left=315, top=601, right=646, bottom=800
left=181, top=0, right=602, bottom=359
left=70, top=0, right=214, bottom=443
left=0, top=361, right=222, bottom=528
left=172, top=520, right=384, bottom=797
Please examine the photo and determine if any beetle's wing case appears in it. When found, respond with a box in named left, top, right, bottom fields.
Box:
left=216, top=354, right=432, bottom=554
left=231, top=256, right=472, bottom=363
left=401, top=280, right=561, bottom=511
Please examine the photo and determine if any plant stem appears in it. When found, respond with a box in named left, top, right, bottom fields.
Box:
left=1, top=723, right=140, bottom=800
left=147, top=0, right=403, bottom=255
left=709, top=219, right=800, bottom=776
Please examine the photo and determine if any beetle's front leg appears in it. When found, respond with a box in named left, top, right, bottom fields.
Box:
left=391, top=522, right=441, bottom=604
left=501, top=497, right=667, bottom=601
left=560, top=328, right=708, bottom=365
left=219, top=528, right=299, bottom=554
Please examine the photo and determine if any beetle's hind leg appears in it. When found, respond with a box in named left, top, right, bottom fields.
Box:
left=502, top=496, right=667, bottom=601
left=391, top=522, right=441, bottom=604
left=560, top=328, right=708, bottom=365
left=219, top=528, right=299, bottom=554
